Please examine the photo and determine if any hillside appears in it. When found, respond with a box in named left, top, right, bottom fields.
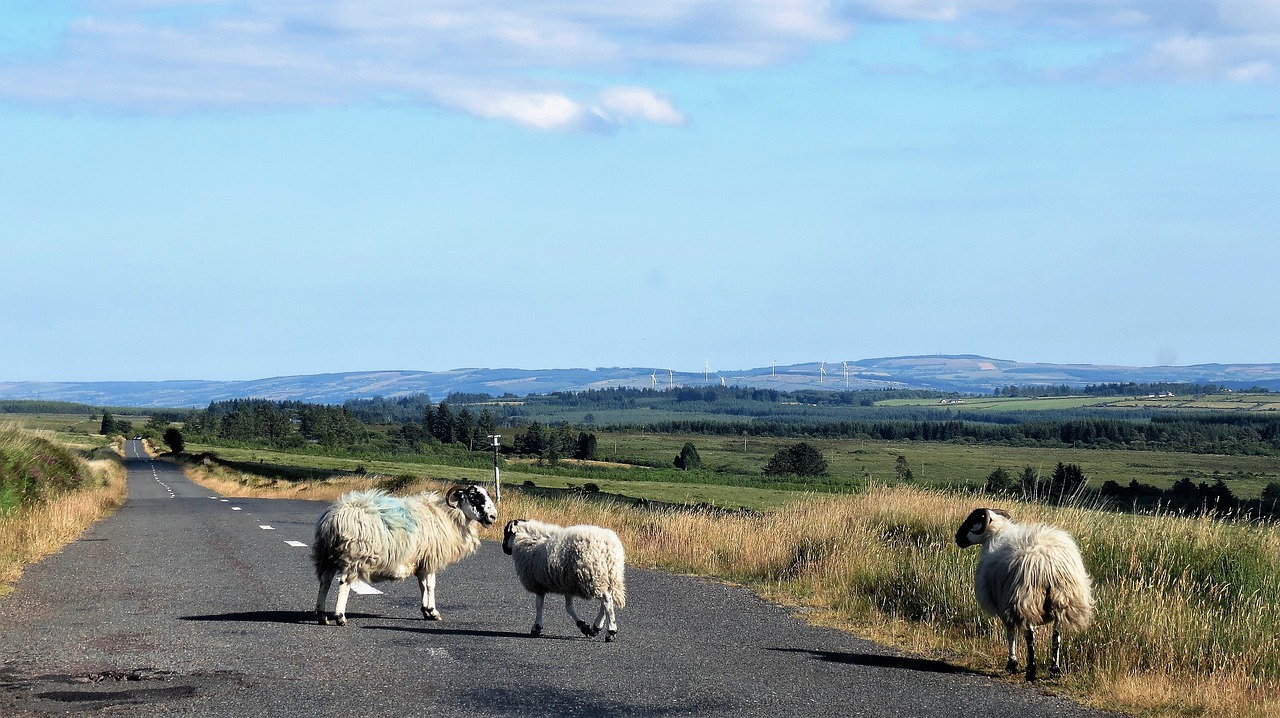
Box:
left=1, top=356, right=1278, bottom=408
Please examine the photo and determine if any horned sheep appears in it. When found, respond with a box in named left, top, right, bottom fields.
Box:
left=955, top=507, right=1094, bottom=681
left=313, top=484, right=497, bottom=626
left=502, top=518, right=627, bottom=641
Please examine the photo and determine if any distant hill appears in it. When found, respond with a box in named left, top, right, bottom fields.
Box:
left=2, top=356, right=1278, bottom=408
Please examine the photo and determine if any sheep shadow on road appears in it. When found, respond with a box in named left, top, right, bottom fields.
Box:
left=363, top=624, right=573, bottom=641
left=181, top=610, right=374, bottom=625
left=768, top=647, right=976, bottom=675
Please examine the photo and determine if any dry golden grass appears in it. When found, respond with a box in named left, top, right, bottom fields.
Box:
left=177, top=453, right=383, bottom=502
left=0, top=430, right=127, bottom=596
left=179, top=462, right=1280, bottom=718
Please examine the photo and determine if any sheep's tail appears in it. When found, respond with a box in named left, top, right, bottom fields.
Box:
left=1046, top=578, right=1094, bottom=632
left=1014, top=538, right=1094, bottom=632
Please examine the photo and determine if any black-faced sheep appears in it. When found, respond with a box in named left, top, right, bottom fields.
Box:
left=502, top=518, right=626, bottom=641
left=313, top=484, right=498, bottom=626
left=955, top=507, right=1094, bottom=681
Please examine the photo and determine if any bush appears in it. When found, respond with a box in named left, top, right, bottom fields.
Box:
left=674, top=442, right=701, bottom=470
left=763, top=442, right=828, bottom=477
left=163, top=427, right=185, bottom=454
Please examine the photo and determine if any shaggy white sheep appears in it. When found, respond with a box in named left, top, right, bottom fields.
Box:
left=313, top=484, right=497, bottom=626
left=955, top=507, right=1094, bottom=681
left=502, top=518, right=627, bottom=641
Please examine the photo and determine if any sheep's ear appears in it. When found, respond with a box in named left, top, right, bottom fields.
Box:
left=991, top=508, right=1012, bottom=520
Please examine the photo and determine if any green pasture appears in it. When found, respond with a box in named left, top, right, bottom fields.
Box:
left=597, top=431, right=1280, bottom=499
left=1105, top=393, right=1280, bottom=412
left=182, top=441, right=800, bottom=510
left=879, top=392, right=1280, bottom=413
left=876, top=395, right=1116, bottom=411
left=2, top=413, right=150, bottom=436
left=181, top=430, right=1280, bottom=511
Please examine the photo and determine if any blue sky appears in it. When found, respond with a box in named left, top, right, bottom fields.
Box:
left=2, top=0, right=1278, bottom=382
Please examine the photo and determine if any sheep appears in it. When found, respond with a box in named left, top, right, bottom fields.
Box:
left=502, top=518, right=627, bottom=642
left=955, top=507, right=1094, bottom=681
left=312, top=484, right=498, bottom=626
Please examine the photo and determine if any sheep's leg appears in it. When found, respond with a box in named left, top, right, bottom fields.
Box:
left=1003, top=622, right=1018, bottom=673
left=333, top=574, right=354, bottom=627
left=531, top=593, right=545, bottom=636
left=419, top=571, right=442, bottom=621
left=1049, top=620, right=1063, bottom=679
left=315, top=569, right=335, bottom=625
left=1024, top=626, right=1038, bottom=682
left=566, top=595, right=597, bottom=637
left=596, top=593, right=618, bottom=642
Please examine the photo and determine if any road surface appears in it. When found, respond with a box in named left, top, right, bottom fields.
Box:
left=0, top=440, right=1116, bottom=716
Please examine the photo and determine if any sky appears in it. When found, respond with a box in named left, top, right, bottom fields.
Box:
left=2, top=0, right=1278, bottom=382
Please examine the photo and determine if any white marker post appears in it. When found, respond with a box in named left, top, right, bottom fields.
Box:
left=489, top=433, right=502, bottom=503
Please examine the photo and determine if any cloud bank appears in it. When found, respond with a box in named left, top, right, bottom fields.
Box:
left=0, top=0, right=1275, bottom=128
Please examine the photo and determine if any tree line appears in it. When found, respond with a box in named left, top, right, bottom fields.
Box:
left=620, top=414, right=1280, bottom=456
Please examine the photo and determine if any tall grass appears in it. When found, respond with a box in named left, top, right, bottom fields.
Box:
left=0, top=424, right=127, bottom=594
left=185, top=462, right=1280, bottom=718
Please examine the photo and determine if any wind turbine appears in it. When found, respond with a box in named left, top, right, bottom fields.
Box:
left=771, top=359, right=776, bottom=376
left=704, top=359, right=710, bottom=384
left=719, top=374, right=726, bottom=387
left=651, top=370, right=658, bottom=388
left=819, top=362, right=828, bottom=384
left=843, top=361, right=850, bottom=388
left=668, top=367, right=674, bottom=388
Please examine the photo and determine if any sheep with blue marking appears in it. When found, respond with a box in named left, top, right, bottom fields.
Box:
left=313, top=484, right=497, bottom=626
left=956, top=507, right=1094, bottom=681
left=502, top=518, right=627, bottom=641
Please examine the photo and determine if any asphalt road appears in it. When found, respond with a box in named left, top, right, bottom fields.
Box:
left=0, top=440, right=1117, bottom=717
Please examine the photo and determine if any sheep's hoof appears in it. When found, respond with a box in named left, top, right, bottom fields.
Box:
left=1025, top=668, right=1038, bottom=682
left=1049, top=666, right=1062, bottom=680
left=335, top=614, right=347, bottom=627
left=422, top=608, right=442, bottom=621
left=530, top=625, right=543, bottom=637
left=576, top=620, right=598, bottom=637
left=605, top=630, right=617, bottom=643
left=1004, top=659, right=1018, bottom=674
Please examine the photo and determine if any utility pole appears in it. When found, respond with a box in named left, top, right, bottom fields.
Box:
left=489, top=434, right=502, bottom=502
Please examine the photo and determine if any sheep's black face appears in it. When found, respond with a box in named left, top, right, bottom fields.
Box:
left=956, top=507, right=1011, bottom=548
left=956, top=508, right=990, bottom=548
left=502, top=519, right=523, bottom=555
left=452, top=485, right=498, bottom=527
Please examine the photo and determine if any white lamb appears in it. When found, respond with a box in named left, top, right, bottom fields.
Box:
left=502, top=518, right=627, bottom=642
left=955, top=507, right=1094, bottom=681
left=312, top=484, right=497, bottom=626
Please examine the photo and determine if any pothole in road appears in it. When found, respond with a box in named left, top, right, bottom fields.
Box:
left=0, top=664, right=244, bottom=713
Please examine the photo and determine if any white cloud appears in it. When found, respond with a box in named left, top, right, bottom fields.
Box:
left=0, top=0, right=1276, bottom=127
left=846, top=0, right=1280, bottom=82
left=596, top=87, right=685, bottom=126
left=0, top=0, right=848, bottom=127
left=435, top=87, right=587, bottom=131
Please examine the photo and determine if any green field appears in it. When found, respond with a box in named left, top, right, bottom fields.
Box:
left=596, top=431, right=1280, bottom=499
left=878, top=392, right=1280, bottom=413
left=167, top=431, right=1280, bottom=511
left=9, top=405, right=1280, bottom=510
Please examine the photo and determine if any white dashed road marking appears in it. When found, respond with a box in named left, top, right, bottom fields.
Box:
left=259, top=525, right=274, bottom=530
left=285, top=541, right=307, bottom=548
left=351, top=581, right=382, bottom=595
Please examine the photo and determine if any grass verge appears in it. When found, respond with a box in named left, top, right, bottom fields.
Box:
left=0, top=425, right=128, bottom=596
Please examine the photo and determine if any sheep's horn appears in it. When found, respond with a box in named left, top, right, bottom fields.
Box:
left=445, top=485, right=464, bottom=508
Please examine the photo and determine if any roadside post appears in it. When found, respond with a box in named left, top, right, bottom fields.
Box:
left=489, top=433, right=502, bottom=502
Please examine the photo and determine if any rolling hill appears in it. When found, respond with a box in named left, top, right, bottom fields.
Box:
left=2, top=356, right=1278, bottom=408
